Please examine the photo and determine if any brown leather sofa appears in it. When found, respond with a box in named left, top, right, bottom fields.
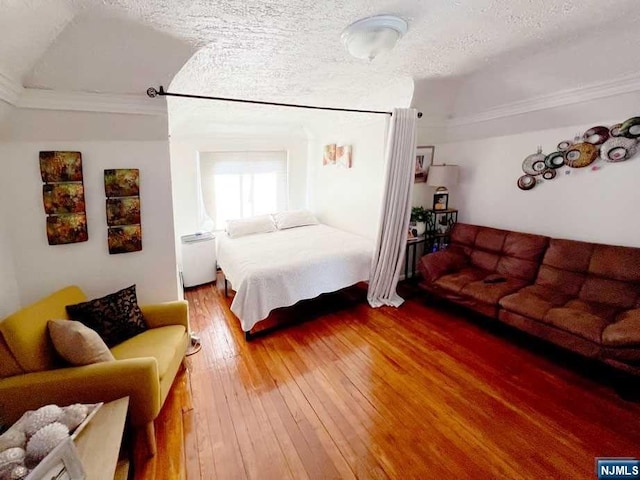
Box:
left=418, top=223, right=640, bottom=375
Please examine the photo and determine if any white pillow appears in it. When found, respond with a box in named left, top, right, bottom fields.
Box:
left=226, top=215, right=276, bottom=238
left=273, top=210, right=319, bottom=230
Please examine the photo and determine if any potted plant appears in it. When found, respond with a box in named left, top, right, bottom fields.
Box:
left=410, top=206, right=428, bottom=236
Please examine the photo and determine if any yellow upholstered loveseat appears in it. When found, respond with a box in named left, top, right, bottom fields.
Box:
left=0, top=286, right=189, bottom=455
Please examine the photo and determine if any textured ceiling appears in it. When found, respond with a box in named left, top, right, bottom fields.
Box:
left=1, top=0, right=640, bottom=131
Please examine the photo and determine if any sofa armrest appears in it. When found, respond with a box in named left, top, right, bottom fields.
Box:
left=141, top=301, right=189, bottom=332
left=0, top=358, right=160, bottom=427
left=418, top=249, right=469, bottom=284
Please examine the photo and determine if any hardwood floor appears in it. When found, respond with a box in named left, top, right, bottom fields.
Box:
left=133, top=278, right=640, bottom=479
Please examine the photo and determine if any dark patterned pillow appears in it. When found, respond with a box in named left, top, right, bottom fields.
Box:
left=65, top=285, right=147, bottom=347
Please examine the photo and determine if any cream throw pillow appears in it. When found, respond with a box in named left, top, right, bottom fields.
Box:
left=48, top=319, right=115, bottom=366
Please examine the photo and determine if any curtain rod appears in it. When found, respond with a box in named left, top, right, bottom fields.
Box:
left=146, top=86, right=423, bottom=118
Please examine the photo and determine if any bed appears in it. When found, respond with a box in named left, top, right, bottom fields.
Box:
left=217, top=223, right=374, bottom=335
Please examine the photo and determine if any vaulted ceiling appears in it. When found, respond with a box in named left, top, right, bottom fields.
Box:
left=1, top=0, right=639, bottom=132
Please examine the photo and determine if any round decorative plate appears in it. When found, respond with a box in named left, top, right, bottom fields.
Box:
left=557, top=140, right=573, bottom=151
left=583, top=126, right=610, bottom=145
left=522, top=151, right=546, bottom=175
left=600, top=137, right=638, bottom=162
left=544, top=151, right=565, bottom=169
left=564, top=142, right=598, bottom=168
left=620, top=117, right=640, bottom=139
left=610, top=123, right=623, bottom=137
left=542, top=169, right=557, bottom=180
left=517, top=175, right=536, bottom=190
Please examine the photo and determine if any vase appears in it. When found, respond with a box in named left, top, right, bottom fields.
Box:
left=415, top=221, right=426, bottom=236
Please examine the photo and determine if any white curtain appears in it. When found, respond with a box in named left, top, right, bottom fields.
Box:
left=367, top=108, right=417, bottom=308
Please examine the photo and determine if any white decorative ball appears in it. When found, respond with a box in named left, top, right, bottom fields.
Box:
left=59, top=404, right=88, bottom=432
left=25, top=422, right=69, bottom=466
left=0, top=428, right=26, bottom=451
left=23, top=405, right=63, bottom=437
left=0, top=448, right=25, bottom=480
left=9, top=465, right=28, bottom=480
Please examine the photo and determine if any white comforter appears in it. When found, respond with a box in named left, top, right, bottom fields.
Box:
left=217, top=224, right=374, bottom=332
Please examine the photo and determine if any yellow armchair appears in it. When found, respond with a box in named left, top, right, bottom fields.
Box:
left=0, top=286, right=189, bottom=455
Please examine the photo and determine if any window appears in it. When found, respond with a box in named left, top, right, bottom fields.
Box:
left=199, top=151, right=288, bottom=230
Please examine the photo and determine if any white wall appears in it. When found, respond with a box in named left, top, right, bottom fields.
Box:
left=433, top=118, right=640, bottom=247
left=0, top=109, right=179, bottom=306
left=0, top=215, right=20, bottom=317
left=306, top=116, right=389, bottom=240
left=170, top=132, right=309, bottom=240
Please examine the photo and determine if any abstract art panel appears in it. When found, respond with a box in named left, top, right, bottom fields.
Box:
left=39, top=151, right=83, bottom=183
left=46, top=214, right=88, bottom=245
left=104, top=169, right=140, bottom=198
left=336, top=145, right=353, bottom=168
left=108, top=225, right=142, bottom=254
left=40, top=151, right=87, bottom=245
left=42, top=183, right=85, bottom=215
left=106, top=197, right=141, bottom=226
left=104, top=168, right=142, bottom=254
left=322, top=144, right=336, bottom=166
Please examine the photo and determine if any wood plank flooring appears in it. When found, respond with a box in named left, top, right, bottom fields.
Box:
left=133, top=278, right=640, bottom=479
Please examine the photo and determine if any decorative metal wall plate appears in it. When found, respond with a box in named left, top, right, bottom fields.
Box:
left=544, top=151, right=565, bottom=169
left=517, top=114, right=639, bottom=191
left=583, top=126, right=609, bottom=145
left=600, top=137, right=638, bottom=162
left=609, top=123, right=623, bottom=137
left=620, top=117, right=640, bottom=139
left=557, top=140, right=573, bottom=151
left=517, top=175, right=536, bottom=190
left=522, top=150, right=546, bottom=175
left=564, top=142, right=598, bottom=168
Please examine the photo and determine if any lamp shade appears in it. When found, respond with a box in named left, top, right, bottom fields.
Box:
left=427, top=165, right=459, bottom=187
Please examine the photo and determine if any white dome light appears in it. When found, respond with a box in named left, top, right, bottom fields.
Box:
left=341, top=15, right=408, bottom=61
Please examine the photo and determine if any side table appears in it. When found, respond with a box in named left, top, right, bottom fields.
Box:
left=405, top=236, right=426, bottom=280
left=74, top=397, right=129, bottom=480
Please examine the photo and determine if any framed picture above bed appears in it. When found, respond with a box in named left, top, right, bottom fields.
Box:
left=415, top=146, right=435, bottom=183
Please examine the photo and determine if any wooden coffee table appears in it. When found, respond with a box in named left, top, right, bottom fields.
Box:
left=73, top=397, right=129, bottom=480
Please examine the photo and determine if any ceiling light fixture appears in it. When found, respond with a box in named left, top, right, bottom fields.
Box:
left=341, top=15, right=408, bottom=61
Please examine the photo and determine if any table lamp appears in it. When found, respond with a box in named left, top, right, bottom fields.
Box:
left=426, top=165, right=459, bottom=210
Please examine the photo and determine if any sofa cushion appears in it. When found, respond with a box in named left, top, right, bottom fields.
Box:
left=496, top=232, right=548, bottom=282
left=589, top=245, right=640, bottom=282
left=450, top=223, right=478, bottom=249
left=563, top=299, right=620, bottom=322
left=535, top=265, right=586, bottom=296
left=474, top=228, right=507, bottom=252
left=0, top=336, right=23, bottom=378
left=110, top=325, right=186, bottom=382
left=496, top=256, right=540, bottom=282
left=48, top=319, right=115, bottom=366
left=502, top=232, right=549, bottom=261
left=0, top=286, right=86, bottom=372
left=542, top=239, right=594, bottom=273
left=434, top=267, right=488, bottom=293
left=470, top=250, right=501, bottom=272
left=418, top=248, right=469, bottom=284
left=499, top=285, right=571, bottom=321
left=66, top=285, right=147, bottom=347
left=579, top=277, right=638, bottom=309
left=603, top=310, right=640, bottom=347
left=461, top=276, right=528, bottom=306
left=543, top=308, right=609, bottom=343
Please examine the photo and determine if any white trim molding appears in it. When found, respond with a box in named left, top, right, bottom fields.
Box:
left=445, top=73, right=640, bottom=127
left=0, top=73, right=23, bottom=105
left=17, top=89, right=167, bottom=116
